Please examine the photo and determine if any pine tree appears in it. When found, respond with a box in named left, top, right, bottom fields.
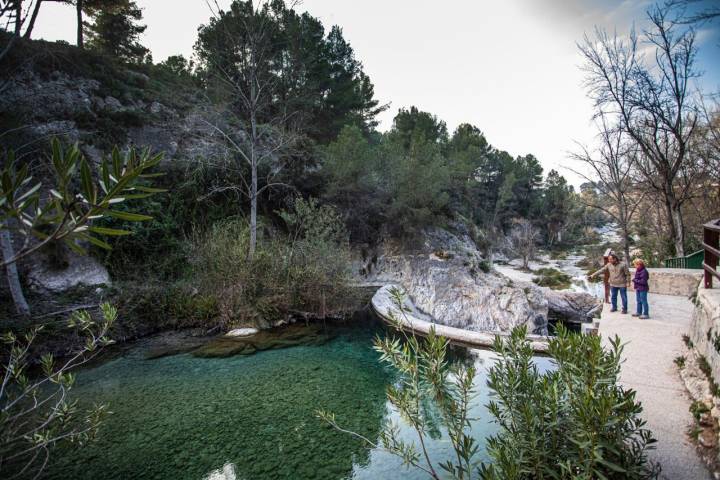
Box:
left=85, top=0, right=149, bottom=62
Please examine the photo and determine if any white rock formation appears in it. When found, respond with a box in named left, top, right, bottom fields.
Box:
left=225, top=328, right=259, bottom=337
left=359, top=227, right=600, bottom=334
left=27, top=250, right=110, bottom=293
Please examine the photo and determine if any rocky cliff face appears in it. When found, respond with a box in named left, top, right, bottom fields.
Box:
left=357, top=226, right=600, bottom=335
left=0, top=68, right=224, bottom=164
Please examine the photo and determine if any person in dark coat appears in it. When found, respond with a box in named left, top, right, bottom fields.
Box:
left=632, top=258, right=650, bottom=319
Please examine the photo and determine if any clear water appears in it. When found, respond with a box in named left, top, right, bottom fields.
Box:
left=43, top=319, right=551, bottom=480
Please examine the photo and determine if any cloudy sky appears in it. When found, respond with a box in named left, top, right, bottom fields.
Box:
left=30, top=0, right=720, bottom=185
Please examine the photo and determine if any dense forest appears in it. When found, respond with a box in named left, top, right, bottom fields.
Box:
left=0, top=0, right=612, bottom=322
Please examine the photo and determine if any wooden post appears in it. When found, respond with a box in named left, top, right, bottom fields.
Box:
left=603, top=248, right=612, bottom=304
left=704, top=220, right=720, bottom=289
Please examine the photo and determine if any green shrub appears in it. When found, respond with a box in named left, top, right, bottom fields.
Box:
left=108, top=282, right=219, bottom=334
left=191, top=198, right=358, bottom=327
left=481, top=326, right=660, bottom=479
left=697, top=355, right=720, bottom=397
left=532, top=267, right=572, bottom=290
left=674, top=356, right=686, bottom=368
left=322, top=320, right=660, bottom=479
left=690, top=401, right=710, bottom=421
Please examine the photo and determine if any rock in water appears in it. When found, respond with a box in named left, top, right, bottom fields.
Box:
left=357, top=226, right=600, bottom=334
left=225, top=328, right=259, bottom=337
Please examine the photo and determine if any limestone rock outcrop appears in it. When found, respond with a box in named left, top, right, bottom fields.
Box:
left=26, top=250, right=110, bottom=293
left=357, top=226, right=601, bottom=335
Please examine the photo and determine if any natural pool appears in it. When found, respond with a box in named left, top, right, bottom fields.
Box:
left=44, top=316, right=551, bottom=480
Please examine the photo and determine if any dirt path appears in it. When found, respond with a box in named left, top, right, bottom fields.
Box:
left=599, top=293, right=711, bottom=479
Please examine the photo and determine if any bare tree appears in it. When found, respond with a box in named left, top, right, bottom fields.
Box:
left=509, top=218, right=539, bottom=270
left=198, top=0, right=300, bottom=260
left=669, top=0, right=720, bottom=24
left=570, top=114, right=643, bottom=262
left=1, top=0, right=73, bottom=37
left=579, top=3, right=702, bottom=256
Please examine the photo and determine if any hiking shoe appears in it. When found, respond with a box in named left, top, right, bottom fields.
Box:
left=610, top=309, right=618, bottom=312
left=631, top=313, right=640, bottom=317
left=640, top=315, right=649, bottom=319
left=621, top=310, right=628, bottom=314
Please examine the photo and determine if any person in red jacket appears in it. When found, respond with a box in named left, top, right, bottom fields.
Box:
left=632, top=258, right=650, bottom=319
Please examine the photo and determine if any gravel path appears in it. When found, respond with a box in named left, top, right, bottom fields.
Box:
left=600, top=293, right=711, bottom=480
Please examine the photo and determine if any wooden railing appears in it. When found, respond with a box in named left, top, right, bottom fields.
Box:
left=704, top=219, right=720, bottom=289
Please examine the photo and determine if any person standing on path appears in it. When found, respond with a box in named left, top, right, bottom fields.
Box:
left=632, top=258, right=650, bottom=319
left=590, top=253, right=631, bottom=313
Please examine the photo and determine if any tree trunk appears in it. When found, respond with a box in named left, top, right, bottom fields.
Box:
left=249, top=151, right=257, bottom=260
left=618, top=202, right=631, bottom=264
left=662, top=187, right=685, bottom=257
left=1, top=227, right=30, bottom=316
left=248, top=76, right=258, bottom=261
left=14, top=0, right=22, bottom=35
left=621, top=227, right=631, bottom=266
left=76, top=0, right=84, bottom=48
left=671, top=202, right=685, bottom=257
left=22, top=0, right=42, bottom=39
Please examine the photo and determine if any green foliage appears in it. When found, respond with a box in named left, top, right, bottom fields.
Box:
left=481, top=326, right=660, bottom=479
left=322, top=298, right=660, bottom=480
left=194, top=0, right=386, bottom=143
left=697, top=355, right=720, bottom=397
left=0, top=138, right=163, bottom=267
left=191, top=198, right=357, bottom=327
left=109, top=282, right=219, bottom=334
left=541, top=170, right=573, bottom=246
left=532, top=267, right=573, bottom=290
left=85, top=0, right=150, bottom=63
left=389, top=106, right=449, bottom=150
left=96, top=166, right=227, bottom=281
left=319, top=288, right=478, bottom=480
left=690, top=401, right=710, bottom=421
left=1, top=304, right=117, bottom=478
left=674, top=355, right=686, bottom=368
left=322, top=124, right=451, bottom=239
left=478, top=259, right=491, bottom=273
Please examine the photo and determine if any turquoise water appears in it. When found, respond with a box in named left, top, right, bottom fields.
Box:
left=43, top=320, right=549, bottom=480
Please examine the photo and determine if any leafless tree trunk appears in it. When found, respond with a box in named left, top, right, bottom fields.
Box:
left=22, top=0, right=41, bottom=39
left=13, top=0, right=21, bottom=34
left=579, top=2, right=702, bottom=256
left=76, top=0, right=83, bottom=47
left=0, top=225, right=29, bottom=316
left=509, top=218, right=539, bottom=270
left=200, top=0, right=298, bottom=261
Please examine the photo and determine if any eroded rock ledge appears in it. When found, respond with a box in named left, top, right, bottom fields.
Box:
left=358, top=226, right=601, bottom=336
left=372, top=285, right=550, bottom=352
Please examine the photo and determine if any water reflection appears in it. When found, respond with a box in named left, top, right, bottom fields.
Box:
left=41, top=318, right=552, bottom=480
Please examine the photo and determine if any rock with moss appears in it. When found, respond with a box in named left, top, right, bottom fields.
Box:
left=532, top=267, right=573, bottom=290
